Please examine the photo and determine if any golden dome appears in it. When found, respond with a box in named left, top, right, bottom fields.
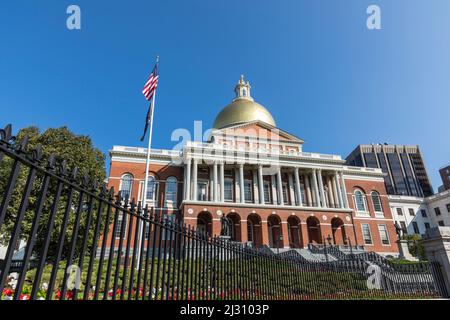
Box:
left=213, top=75, right=276, bottom=129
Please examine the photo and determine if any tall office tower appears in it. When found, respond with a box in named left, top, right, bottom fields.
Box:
left=346, top=144, right=434, bottom=197
left=439, top=164, right=450, bottom=191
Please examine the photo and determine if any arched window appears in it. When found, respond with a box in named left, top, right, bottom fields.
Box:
left=165, top=177, right=178, bottom=205
left=247, top=220, right=254, bottom=243
left=371, top=191, right=383, bottom=212
left=145, top=176, right=157, bottom=202
left=119, top=174, right=133, bottom=200
left=353, top=189, right=367, bottom=212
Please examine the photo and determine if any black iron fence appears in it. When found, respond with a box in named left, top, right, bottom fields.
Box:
left=0, top=124, right=448, bottom=300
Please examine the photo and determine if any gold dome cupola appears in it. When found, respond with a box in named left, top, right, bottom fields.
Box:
left=213, top=75, right=276, bottom=129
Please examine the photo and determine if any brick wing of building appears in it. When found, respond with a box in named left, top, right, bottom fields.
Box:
left=106, top=76, right=399, bottom=256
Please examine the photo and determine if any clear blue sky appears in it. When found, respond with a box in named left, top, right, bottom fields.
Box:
left=0, top=1, right=449, bottom=190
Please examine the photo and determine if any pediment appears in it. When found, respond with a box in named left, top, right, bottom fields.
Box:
left=211, top=120, right=304, bottom=144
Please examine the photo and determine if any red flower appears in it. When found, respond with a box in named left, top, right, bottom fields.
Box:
left=19, top=294, right=30, bottom=300
left=2, top=289, right=13, bottom=296
left=65, top=291, right=74, bottom=299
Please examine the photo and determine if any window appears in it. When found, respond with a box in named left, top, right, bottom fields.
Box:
left=447, top=204, right=450, bottom=213
left=354, top=190, right=367, bottom=212
left=371, top=191, right=383, bottom=212
left=244, top=180, right=253, bottom=203
left=400, top=221, right=407, bottom=233
left=434, top=207, right=442, bottom=216
left=247, top=220, right=254, bottom=242
left=378, top=225, right=390, bottom=245
left=361, top=224, right=373, bottom=245
left=197, top=181, right=207, bottom=201
left=282, top=183, right=289, bottom=204
left=412, top=222, right=419, bottom=234
left=421, top=210, right=427, bottom=218
left=396, top=208, right=403, bottom=216
left=424, top=223, right=430, bottom=229
left=119, top=174, right=133, bottom=200
left=408, top=208, right=415, bottom=216
left=115, top=215, right=127, bottom=239
left=162, top=215, right=176, bottom=240
left=165, top=177, right=178, bottom=205
left=224, top=179, right=233, bottom=202
left=145, top=176, right=157, bottom=202
left=145, top=224, right=150, bottom=239
left=438, top=221, right=445, bottom=226
left=263, top=181, right=271, bottom=204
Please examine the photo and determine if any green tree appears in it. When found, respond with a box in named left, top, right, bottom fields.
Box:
left=0, top=125, right=106, bottom=261
left=401, top=234, right=426, bottom=261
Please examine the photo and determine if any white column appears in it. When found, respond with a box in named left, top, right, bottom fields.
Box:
left=234, top=168, right=240, bottom=203
left=335, top=172, right=344, bottom=208
left=213, top=162, right=218, bottom=202
left=271, top=175, right=278, bottom=205
left=294, top=168, right=302, bottom=206
left=277, top=167, right=284, bottom=205
left=317, top=169, right=326, bottom=208
left=304, top=174, right=312, bottom=206
left=332, top=174, right=341, bottom=208
left=252, top=169, right=259, bottom=204
left=288, top=172, right=296, bottom=205
left=192, top=159, right=198, bottom=201
left=185, top=158, right=191, bottom=200
left=258, top=164, right=265, bottom=204
left=220, top=162, right=225, bottom=202
left=209, top=166, right=214, bottom=201
left=339, top=171, right=349, bottom=208
left=239, top=163, right=245, bottom=203
left=327, top=176, right=335, bottom=207
left=311, top=169, right=320, bottom=207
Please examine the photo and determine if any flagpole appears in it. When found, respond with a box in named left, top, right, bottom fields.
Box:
left=137, top=56, right=158, bottom=269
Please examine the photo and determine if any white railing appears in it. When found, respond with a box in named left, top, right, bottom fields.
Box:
left=111, top=145, right=182, bottom=157
left=343, top=165, right=383, bottom=174
left=185, top=141, right=342, bottom=161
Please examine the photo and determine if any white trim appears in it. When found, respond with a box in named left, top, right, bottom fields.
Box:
left=181, top=200, right=353, bottom=213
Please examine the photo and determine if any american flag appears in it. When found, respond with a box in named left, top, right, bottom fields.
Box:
left=140, top=62, right=159, bottom=141
left=142, top=64, right=159, bottom=101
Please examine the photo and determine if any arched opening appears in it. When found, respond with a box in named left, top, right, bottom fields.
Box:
left=226, top=212, right=241, bottom=242
left=331, top=217, right=347, bottom=245
left=247, top=213, right=262, bottom=247
left=287, top=216, right=302, bottom=248
left=306, top=216, right=322, bottom=244
left=267, top=215, right=282, bottom=249
left=197, top=212, right=212, bottom=236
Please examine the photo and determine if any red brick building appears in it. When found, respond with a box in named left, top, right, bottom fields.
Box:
left=105, top=76, right=399, bottom=256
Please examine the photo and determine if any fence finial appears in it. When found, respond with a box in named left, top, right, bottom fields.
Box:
left=0, top=124, right=14, bottom=144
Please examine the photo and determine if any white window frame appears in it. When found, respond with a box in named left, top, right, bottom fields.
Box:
left=141, top=176, right=158, bottom=205
left=361, top=223, right=373, bottom=245
left=119, top=173, right=134, bottom=200
left=263, top=181, right=272, bottom=204
left=197, top=180, right=208, bottom=201
left=371, top=191, right=383, bottom=216
left=244, top=179, right=253, bottom=203
left=353, top=189, right=369, bottom=215
left=164, top=177, right=178, bottom=207
left=377, top=224, right=390, bottom=245
left=224, top=178, right=233, bottom=202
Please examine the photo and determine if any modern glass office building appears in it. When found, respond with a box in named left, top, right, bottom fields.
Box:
left=346, top=144, right=434, bottom=197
